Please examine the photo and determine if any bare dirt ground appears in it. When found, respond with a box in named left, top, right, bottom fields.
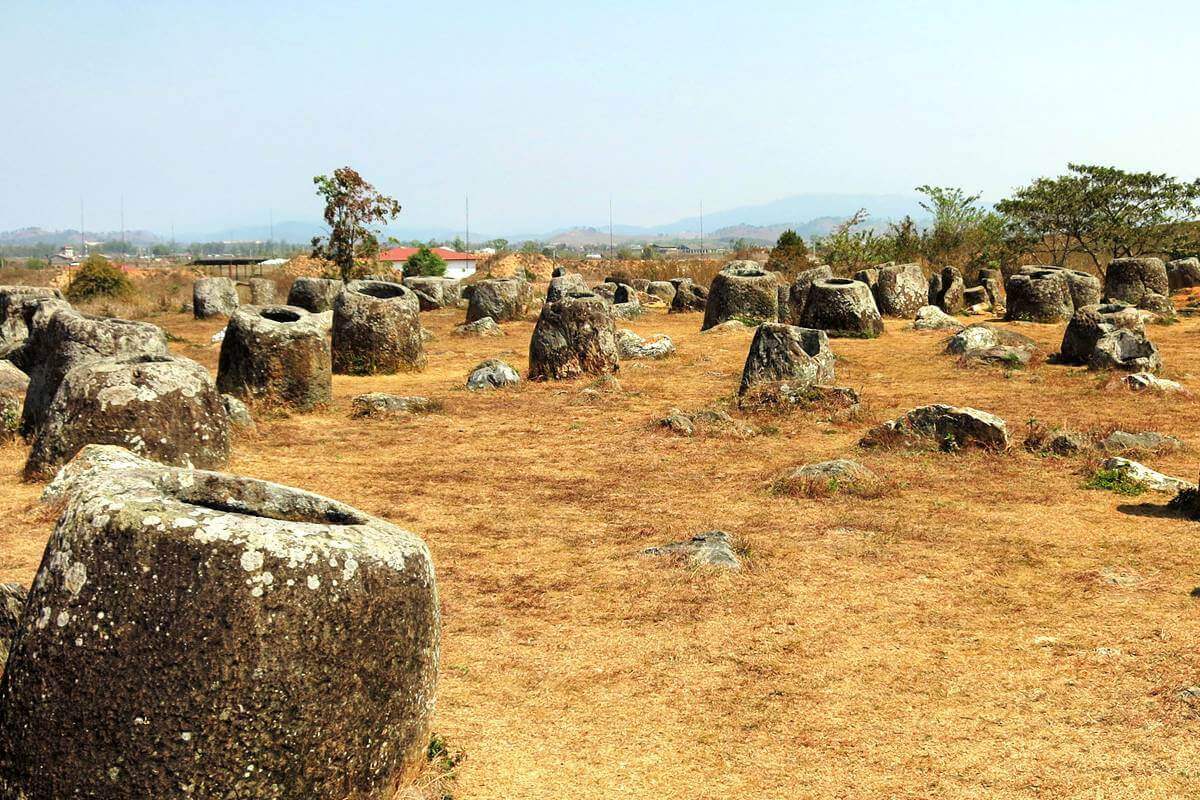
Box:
left=2, top=302, right=1199, bottom=799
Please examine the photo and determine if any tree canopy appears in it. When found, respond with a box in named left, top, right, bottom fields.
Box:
left=403, top=245, right=447, bottom=277
left=310, top=167, right=402, bottom=282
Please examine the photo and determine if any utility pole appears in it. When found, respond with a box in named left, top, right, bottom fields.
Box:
left=608, top=195, right=614, bottom=259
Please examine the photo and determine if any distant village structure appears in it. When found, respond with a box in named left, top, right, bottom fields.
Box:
left=378, top=246, right=479, bottom=279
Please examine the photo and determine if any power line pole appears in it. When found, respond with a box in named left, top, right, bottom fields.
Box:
left=608, top=195, right=614, bottom=259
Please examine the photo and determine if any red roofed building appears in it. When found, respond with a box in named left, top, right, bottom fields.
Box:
left=377, top=247, right=479, bottom=279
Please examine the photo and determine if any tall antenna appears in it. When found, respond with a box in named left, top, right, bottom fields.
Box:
left=608, top=195, right=614, bottom=259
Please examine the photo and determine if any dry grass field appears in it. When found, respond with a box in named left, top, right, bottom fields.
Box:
left=2, top=294, right=1199, bottom=798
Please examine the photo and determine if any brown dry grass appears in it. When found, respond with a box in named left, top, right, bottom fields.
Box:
left=2, top=297, right=1200, bottom=798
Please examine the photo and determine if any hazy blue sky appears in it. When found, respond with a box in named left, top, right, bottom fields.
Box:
left=3, top=0, right=1198, bottom=235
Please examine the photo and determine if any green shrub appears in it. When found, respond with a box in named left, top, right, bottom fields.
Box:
left=1083, top=467, right=1146, bottom=496
left=404, top=245, right=447, bottom=277
left=65, top=254, right=134, bottom=302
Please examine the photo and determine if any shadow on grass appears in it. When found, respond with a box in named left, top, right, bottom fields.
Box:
left=1116, top=502, right=1183, bottom=519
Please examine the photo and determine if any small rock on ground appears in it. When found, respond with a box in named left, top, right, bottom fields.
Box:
left=453, top=317, right=505, bottom=337
left=643, top=530, right=741, bottom=570
left=467, top=359, right=520, bottom=390
left=1101, top=457, right=1194, bottom=492
left=351, top=393, right=437, bottom=418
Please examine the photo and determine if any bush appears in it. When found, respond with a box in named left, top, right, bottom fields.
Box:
left=404, top=245, right=447, bottom=277
left=65, top=254, right=134, bottom=302
left=1083, top=467, right=1145, bottom=496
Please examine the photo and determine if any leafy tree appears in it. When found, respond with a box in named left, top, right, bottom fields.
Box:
left=915, top=185, right=987, bottom=264
left=451, top=236, right=466, bottom=252
left=403, top=245, right=447, bottom=277
left=150, top=244, right=172, bottom=257
left=310, top=166, right=402, bottom=282
left=23, top=257, right=49, bottom=270
left=813, top=209, right=894, bottom=272
left=641, top=244, right=657, bottom=260
left=997, top=164, right=1200, bottom=272
left=887, top=216, right=922, bottom=263
left=487, top=238, right=510, bottom=254
left=765, top=228, right=809, bottom=273
left=520, top=240, right=542, bottom=255
left=66, top=254, right=133, bottom=301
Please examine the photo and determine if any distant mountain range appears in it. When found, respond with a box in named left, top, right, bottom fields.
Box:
left=1, top=192, right=926, bottom=249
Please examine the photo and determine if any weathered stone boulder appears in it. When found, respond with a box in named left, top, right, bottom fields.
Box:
left=20, top=307, right=169, bottom=438
left=216, top=305, right=332, bottom=410
left=1100, top=456, right=1193, bottom=492
left=1098, top=430, right=1180, bottom=455
left=872, top=262, right=927, bottom=318
left=529, top=293, right=619, bottom=380
left=466, top=277, right=533, bottom=323
left=25, top=355, right=230, bottom=479
left=590, top=282, right=619, bottom=303
left=403, top=276, right=452, bottom=310
left=978, top=268, right=1005, bottom=312
left=668, top=278, right=708, bottom=312
left=221, top=394, right=255, bottom=432
left=247, top=277, right=276, bottom=305
left=351, top=393, right=437, bottom=418
left=738, top=323, right=834, bottom=396
left=0, top=286, right=63, bottom=357
left=800, top=277, right=884, bottom=338
left=467, top=358, right=520, bottom=390
left=615, top=329, right=675, bottom=359
left=0, top=445, right=439, bottom=799
left=1088, top=328, right=1161, bottom=373
left=1, top=582, right=26, bottom=672
left=1058, top=269, right=1103, bottom=309
left=1104, top=257, right=1169, bottom=307
left=645, top=281, right=676, bottom=305
left=332, top=280, right=425, bottom=375
left=785, top=265, right=833, bottom=324
left=452, top=316, right=504, bottom=337
left=783, top=459, right=879, bottom=494
left=612, top=284, right=643, bottom=319
left=1123, top=372, right=1186, bottom=393
left=1059, top=303, right=1145, bottom=364
left=643, top=530, right=741, bottom=570
left=701, top=261, right=779, bottom=330
left=286, top=276, right=344, bottom=313
left=912, top=305, right=963, bottom=331
left=546, top=273, right=589, bottom=303
left=1004, top=268, right=1074, bottom=322
left=946, top=324, right=1037, bottom=357
left=864, top=404, right=1009, bottom=450
left=192, top=277, right=239, bottom=319
left=1167, top=257, right=1200, bottom=291
left=929, top=266, right=966, bottom=314
left=0, top=361, right=29, bottom=441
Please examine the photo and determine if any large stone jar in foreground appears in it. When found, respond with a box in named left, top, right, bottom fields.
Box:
left=0, top=445, right=439, bottom=799
left=217, top=305, right=331, bottom=410
left=529, top=292, right=619, bottom=380
left=25, top=354, right=230, bottom=479
left=332, top=280, right=425, bottom=375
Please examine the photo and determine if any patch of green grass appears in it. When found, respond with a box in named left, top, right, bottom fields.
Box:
left=1083, top=467, right=1146, bottom=496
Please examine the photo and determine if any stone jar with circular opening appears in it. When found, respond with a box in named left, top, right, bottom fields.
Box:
left=0, top=444, right=440, bottom=799
left=701, top=261, right=779, bottom=330
left=1004, top=268, right=1074, bottom=322
left=216, top=305, right=332, bottom=410
left=24, top=354, right=230, bottom=479
left=332, top=280, right=425, bottom=375
left=799, top=277, right=884, bottom=338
